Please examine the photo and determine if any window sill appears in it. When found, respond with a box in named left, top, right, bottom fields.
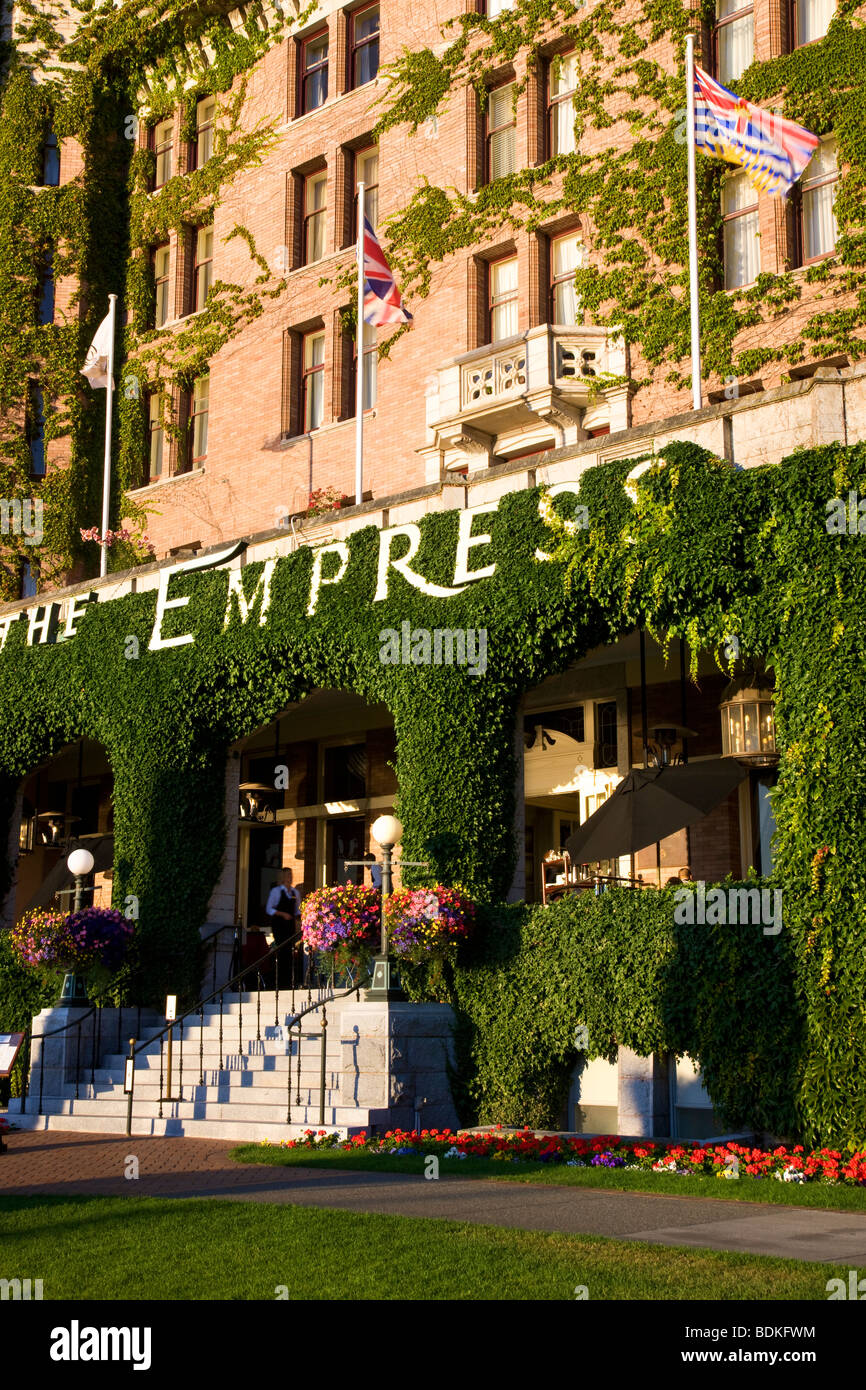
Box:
left=284, top=75, right=385, bottom=131
left=127, top=466, right=205, bottom=497
left=280, top=410, right=378, bottom=446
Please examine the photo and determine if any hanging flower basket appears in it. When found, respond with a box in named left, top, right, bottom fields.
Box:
left=11, top=906, right=136, bottom=1002
left=300, top=883, right=381, bottom=971
left=384, top=886, right=475, bottom=962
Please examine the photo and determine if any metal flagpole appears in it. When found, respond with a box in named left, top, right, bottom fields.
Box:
left=685, top=35, right=702, bottom=412
left=355, top=183, right=365, bottom=506
left=99, top=293, right=118, bottom=577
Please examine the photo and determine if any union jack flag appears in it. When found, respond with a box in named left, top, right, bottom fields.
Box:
left=363, top=218, right=412, bottom=327
left=693, top=64, right=819, bottom=197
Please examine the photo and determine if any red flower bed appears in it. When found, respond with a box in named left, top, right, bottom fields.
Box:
left=263, top=1128, right=866, bottom=1185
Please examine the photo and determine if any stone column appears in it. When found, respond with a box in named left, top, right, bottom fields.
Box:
left=617, top=1047, right=671, bottom=1138
left=340, top=1000, right=460, bottom=1132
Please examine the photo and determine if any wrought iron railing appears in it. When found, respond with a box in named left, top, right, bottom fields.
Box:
left=10, top=921, right=242, bottom=1114
left=124, top=934, right=371, bottom=1134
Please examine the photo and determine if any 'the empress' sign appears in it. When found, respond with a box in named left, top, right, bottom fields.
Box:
left=0, top=459, right=660, bottom=657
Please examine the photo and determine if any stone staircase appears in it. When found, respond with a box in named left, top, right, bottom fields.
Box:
left=10, top=990, right=378, bottom=1142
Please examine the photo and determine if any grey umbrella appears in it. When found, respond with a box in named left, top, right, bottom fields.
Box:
left=565, top=759, right=750, bottom=864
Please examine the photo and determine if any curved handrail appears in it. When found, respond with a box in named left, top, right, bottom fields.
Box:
left=124, top=933, right=372, bottom=1134
left=14, top=921, right=241, bottom=1110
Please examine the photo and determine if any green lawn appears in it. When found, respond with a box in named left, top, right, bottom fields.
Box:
left=0, top=1195, right=845, bottom=1300
left=231, top=1145, right=866, bottom=1212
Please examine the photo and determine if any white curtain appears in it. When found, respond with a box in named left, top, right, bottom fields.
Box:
left=717, top=13, right=754, bottom=83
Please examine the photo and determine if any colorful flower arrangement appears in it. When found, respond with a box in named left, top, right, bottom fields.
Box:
left=305, top=487, right=349, bottom=518
left=300, top=884, right=380, bottom=957
left=11, top=905, right=135, bottom=975
left=80, top=526, right=156, bottom=559
left=383, top=886, right=475, bottom=959
left=261, top=1128, right=866, bottom=1186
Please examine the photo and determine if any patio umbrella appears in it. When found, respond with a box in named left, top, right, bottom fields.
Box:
left=565, top=758, right=750, bottom=864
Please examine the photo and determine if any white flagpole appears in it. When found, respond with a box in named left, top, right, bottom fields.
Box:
left=99, top=293, right=118, bottom=577
left=685, top=35, right=702, bottom=412
left=355, top=183, right=365, bottom=507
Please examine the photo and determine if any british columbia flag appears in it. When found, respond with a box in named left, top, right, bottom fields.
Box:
left=363, top=218, right=413, bottom=327
left=693, top=64, right=819, bottom=197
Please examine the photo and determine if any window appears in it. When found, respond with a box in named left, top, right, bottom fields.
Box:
left=304, top=171, right=327, bottom=263
left=793, top=0, right=835, bottom=46
left=489, top=256, right=518, bottom=342
left=41, top=131, right=60, bottom=187
left=550, top=232, right=582, bottom=323
left=27, top=382, right=46, bottom=476
left=147, top=393, right=165, bottom=482
left=153, top=244, right=170, bottom=327
left=194, top=226, right=214, bottom=310
left=152, top=118, right=173, bottom=189
left=799, top=138, right=838, bottom=262
left=300, top=31, right=329, bottom=114
left=549, top=53, right=578, bottom=156
left=20, top=562, right=38, bottom=600
left=487, top=84, right=517, bottom=180
left=714, top=0, right=754, bottom=84
left=37, top=253, right=54, bottom=325
left=595, top=701, right=618, bottom=768
left=355, top=145, right=379, bottom=233
left=302, top=331, right=325, bottom=431
left=194, top=97, right=216, bottom=168
left=354, top=320, right=377, bottom=411
left=722, top=170, right=760, bottom=288
left=350, top=4, right=380, bottom=89
left=487, top=0, right=514, bottom=14
left=188, top=376, right=209, bottom=467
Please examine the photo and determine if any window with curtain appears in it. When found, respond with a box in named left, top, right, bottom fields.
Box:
left=354, top=320, right=377, bottom=411
left=195, top=97, right=216, bottom=168
left=37, top=253, right=54, bottom=325
left=147, top=394, right=165, bottom=482
left=355, top=146, right=379, bottom=232
left=800, top=137, right=838, bottom=262
left=722, top=170, right=760, bottom=288
left=304, top=171, right=327, bottom=263
left=153, top=244, right=170, bottom=327
left=301, top=31, right=329, bottom=114
left=350, top=5, right=380, bottom=89
left=550, top=232, right=583, bottom=323
left=714, top=0, right=754, bottom=83
left=27, top=382, right=46, bottom=476
left=490, top=256, right=518, bottom=342
left=794, top=0, right=835, bottom=46
left=188, top=376, right=209, bottom=466
left=20, top=562, right=38, bottom=600
left=303, top=331, right=325, bottom=431
left=152, top=118, right=173, bottom=189
left=549, top=53, right=578, bottom=156
left=195, top=226, right=214, bottom=310
left=41, top=132, right=60, bottom=186
left=487, top=84, right=517, bottom=181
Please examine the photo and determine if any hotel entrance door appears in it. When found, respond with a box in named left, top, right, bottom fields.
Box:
left=327, top=817, right=366, bottom=886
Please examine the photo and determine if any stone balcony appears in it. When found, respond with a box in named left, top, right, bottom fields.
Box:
left=421, top=324, right=630, bottom=476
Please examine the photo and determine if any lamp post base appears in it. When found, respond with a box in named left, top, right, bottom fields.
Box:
left=59, top=972, right=90, bottom=1006
left=365, top=955, right=407, bottom=1003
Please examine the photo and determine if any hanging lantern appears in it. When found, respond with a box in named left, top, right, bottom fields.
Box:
left=719, top=673, right=778, bottom=765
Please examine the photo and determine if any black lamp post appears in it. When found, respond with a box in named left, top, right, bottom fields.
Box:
left=365, top=815, right=406, bottom=1002
left=60, top=846, right=94, bottom=1005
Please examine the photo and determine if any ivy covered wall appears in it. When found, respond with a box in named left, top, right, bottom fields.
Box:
left=0, top=439, right=864, bottom=1146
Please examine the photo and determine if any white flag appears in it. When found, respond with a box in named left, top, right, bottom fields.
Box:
left=80, top=309, right=115, bottom=389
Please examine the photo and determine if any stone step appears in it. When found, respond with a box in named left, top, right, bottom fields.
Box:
left=19, top=1095, right=364, bottom=1125
left=86, top=1076, right=344, bottom=1101
left=93, top=1057, right=341, bottom=1083
left=10, top=1112, right=360, bottom=1142
left=98, top=1041, right=343, bottom=1069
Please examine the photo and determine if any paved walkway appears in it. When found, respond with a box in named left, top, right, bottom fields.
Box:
left=2, top=1129, right=865, bottom=1264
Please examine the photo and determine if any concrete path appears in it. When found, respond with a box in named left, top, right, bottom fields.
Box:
left=2, top=1129, right=865, bottom=1264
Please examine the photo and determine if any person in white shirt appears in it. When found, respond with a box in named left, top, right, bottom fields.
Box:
left=265, top=868, right=303, bottom=983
